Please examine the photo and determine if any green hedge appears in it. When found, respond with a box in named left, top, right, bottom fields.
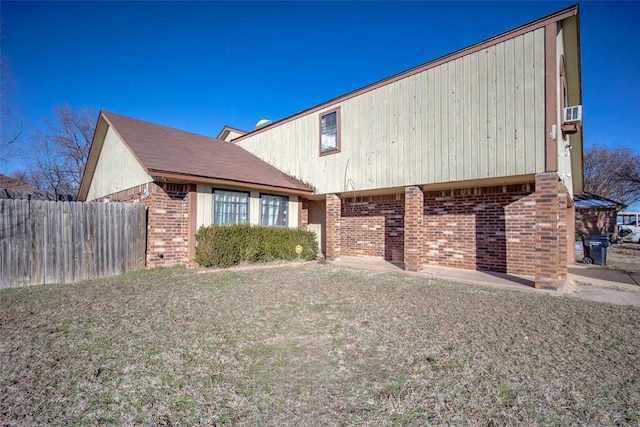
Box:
left=195, top=224, right=319, bottom=268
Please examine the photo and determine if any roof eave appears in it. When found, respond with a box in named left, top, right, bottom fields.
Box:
left=216, top=125, right=248, bottom=140
left=78, top=111, right=110, bottom=201
left=148, top=170, right=314, bottom=196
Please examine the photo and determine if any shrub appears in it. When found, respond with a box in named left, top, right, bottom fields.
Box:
left=195, top=224, right=319, bottom=268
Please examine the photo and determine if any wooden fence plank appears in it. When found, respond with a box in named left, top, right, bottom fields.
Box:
left=17, top=199, right=30, bottom=286
left=43, top=201, right=51, bottom=285
left=106, top=203, right=112, bottom=278
left=112, top=203, right=120, bottom=275
left=47, top=201, right=59, bottom=285
left=1, top=199, right=11, bottom=288
left=61, top=201, right=70, bottom=284
left=83, top=202, right=95, bottom=281
left=9, top=199, right=19, bottom=286
left=97, top=203, right=104, bottom=279
left=4, top=199, right=17, bottom=287
left=0, top=199, right=147, bottom=287
left=30, top=200, right=45, bottom=286
left=54, top=201, right=63, bottom=284
left=72, top=202, right=81, bottom=282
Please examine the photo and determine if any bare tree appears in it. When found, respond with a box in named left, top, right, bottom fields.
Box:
left=14, top=105, right=96, bottom=199
left=622, top=155, right=640, bottom=188
left=583, top=145, right=640, bottom=207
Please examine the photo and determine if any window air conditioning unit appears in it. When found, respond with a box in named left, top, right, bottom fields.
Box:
left=563, top=105, right=582, bottom=123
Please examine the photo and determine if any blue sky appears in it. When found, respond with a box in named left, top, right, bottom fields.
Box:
left=1, top=1, right=639, bottom=193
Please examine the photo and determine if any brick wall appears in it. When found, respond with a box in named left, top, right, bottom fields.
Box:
left=504, top=192, right=537, bottom=275
left=106, top=182, right=193, bottom=267
left=107, top=183, right=149, bottom=204
left=404, top=187, right=423, bottom=271
left=326, top=194, right=341, bottom=260
left=423, top=184, right=535, bottom=274
left=567, top=203, right=576, bottom=264
left=558, top=193, right=569, bottom=281
left=322, top=179, right=568, bottom=288
left=299, top=198, right=309, bottom=229
left=575, top=208, right=618, bottom=238
left=534, top=173, right=567, bottom=289
left=146, top=183, right=192, bottom=267
left=341, top=194, right=405, bottom=261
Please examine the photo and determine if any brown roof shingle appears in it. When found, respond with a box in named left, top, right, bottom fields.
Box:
left=0, top=174, right=42, bottom=193
left=101, top=112, right=312, bottom=193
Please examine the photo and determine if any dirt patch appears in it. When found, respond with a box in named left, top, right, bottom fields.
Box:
left=1, top=264, right=639, bottom=425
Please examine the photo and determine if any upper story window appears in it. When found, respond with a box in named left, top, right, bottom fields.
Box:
left=319, top=107, right=340, bottom=155
left=213, top=189, right=249, bottom=225
left=260, top=194, right=288, bottom=227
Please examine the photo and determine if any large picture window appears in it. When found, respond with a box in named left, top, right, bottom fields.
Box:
left=319, top=108, right=340, bottom=155
left=260, top=194, right=288, bottom=227
left=213, top=189, right=249, bottom=225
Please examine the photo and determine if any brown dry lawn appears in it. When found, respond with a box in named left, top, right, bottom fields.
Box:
left=1, top=263, right=639, bottom=425
left=606, top=244, right=640, bottom=271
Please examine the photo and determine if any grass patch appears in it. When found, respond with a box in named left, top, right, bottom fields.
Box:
left=606, top=245, right=640, bottom=271
left=1, top=264, right=639, bottom=425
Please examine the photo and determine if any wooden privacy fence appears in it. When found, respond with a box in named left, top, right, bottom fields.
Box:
left=0, top=199, right=147, bottom=288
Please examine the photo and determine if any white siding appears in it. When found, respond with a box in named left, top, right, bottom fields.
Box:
left=196, top=184, right=213, bottom=230
left=288, top=196, right=299, bottom=228
left=86, top=127, right=151, bottom=201
left=237, top=28, right=546, bottom=195
left=556, top=24, right=574, bottom=195
left=222, top=130, right=245, bottom=142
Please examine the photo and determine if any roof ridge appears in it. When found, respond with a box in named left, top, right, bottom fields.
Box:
left=102, top=110, right=221, bottom=141
left=231, top=4, right=579, bottom=142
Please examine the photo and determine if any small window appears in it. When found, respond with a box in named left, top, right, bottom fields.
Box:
left=213, top=189, right=249, bottom=225
left=260, top=194, right=288, bottom=227
left=319, top=108, right=340, bottom=155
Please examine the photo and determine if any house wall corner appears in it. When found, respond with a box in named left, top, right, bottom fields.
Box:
left=404, top=186, right=423, bottom=271
left=106, top=182, right=192, bottom=268
left=326, top=194, right=341, bottom=260
left=534, top=172, right=568, bottom=289
left=299, top=198, right=309, bottom=229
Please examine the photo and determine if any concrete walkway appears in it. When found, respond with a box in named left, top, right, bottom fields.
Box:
left=567, top=265, right=640, bottom=306
left=329, top=256, right=640, bottom=307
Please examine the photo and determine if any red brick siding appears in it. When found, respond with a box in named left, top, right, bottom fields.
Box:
left=341, top=194, right=405, bottom=261
left=325, top=194, right=341, bottom=260
left=107, top=183, right=149, bottom=203
left=534, top=173, right=567, bottom=289
left=504, top=193, right=537, bottom=275
left=423, top=184, right=535, bottom=274
left=567, top=203, right=576, bottom=264
left=105, top=182, right=192, bottom=267
left=146, top=183, right=191, bottom=267
left=299, top=198, right=309, bottom=229
left=404, top=187, right=423, bottom=271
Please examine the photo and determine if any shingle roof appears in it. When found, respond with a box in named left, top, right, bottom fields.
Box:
left=101, top=112, right=312, bottom=193
left=574, top=193, right=626, bottom=209
left=0, top=174, right=42, bottom=193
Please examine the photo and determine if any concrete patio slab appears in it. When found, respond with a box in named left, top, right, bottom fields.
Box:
left=330, top=257, right=547, bottom=294
left=329, top=256, right=640, bottom=307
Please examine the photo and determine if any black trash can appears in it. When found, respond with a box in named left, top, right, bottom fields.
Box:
left=582, top=235, right=609, bottom=266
